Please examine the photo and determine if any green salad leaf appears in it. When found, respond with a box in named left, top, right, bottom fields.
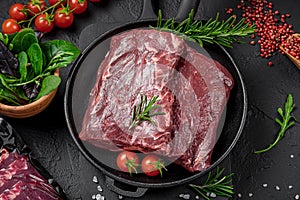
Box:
left=0, top=28, right=80, bottom=105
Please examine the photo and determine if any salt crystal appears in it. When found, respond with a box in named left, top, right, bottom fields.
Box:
left=118, top=195, right=123, bottom=199
left=290, top=154, right=294, bottom=158
left=182, top=194, right=190, bottom=199
left=195, top=196, right=199, bottom=199
left=262, top=183, right=268, bottom=188
left=289, top=185, right=293, bottom=189
left=295, top=194, right=300, bottom=200
left=92, top=194, right=96, bottom=200
left=97, top=185, right=103, bottom=192
left=93, top=176, right=98, bottom=183
left=249, top=193, right=253, bottom=197
left=275, top=185, right=280, bottom=191
left=95, top=194, right=102, bottom=200
left=210, top=192, right=216, bottom=198
left=237, top=193, right=242, bottom=198
left=179, top=194, right=190, bottom=199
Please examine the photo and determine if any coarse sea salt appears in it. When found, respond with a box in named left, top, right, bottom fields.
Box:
left=179, top=194, right=190, bottom=199
left=289, top=185, right=293, bottom=189
left=249, top=193, right=253, bottom=197
left=295, top=194, right=300, bottom=200
left=275, top=185, right=280, bottom=191
left=237, top=193, right=242, bottom=198
left=262, top=183, right=268, bottom=188
left=97, top=185, right=103, bottom=192
left=92, top=176, right=98, bottom=183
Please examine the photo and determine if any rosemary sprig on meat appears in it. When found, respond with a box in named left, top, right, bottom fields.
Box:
left=255, top=94, right=296, bottom=154
left=189, top=167, right=234, bottom=200
left=130, top=94, right=165, bottom=129
left=152, top=9, right=255, bottom=48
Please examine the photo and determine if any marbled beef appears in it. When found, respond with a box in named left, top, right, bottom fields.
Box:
left=0, top=149, right=62, bottom=200
left=79, top=29, right=234, bottom=172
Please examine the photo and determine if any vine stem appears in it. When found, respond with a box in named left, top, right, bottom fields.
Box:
left=18, top=0, right=65, bottom=28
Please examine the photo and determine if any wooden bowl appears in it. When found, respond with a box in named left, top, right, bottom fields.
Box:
left=0, top=69, right=60, bottom=118
left=280, top=34, right=300, bottom=69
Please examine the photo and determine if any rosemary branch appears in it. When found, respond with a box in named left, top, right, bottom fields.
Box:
left=130, top=94, right=165, bottom=129
left=255, top=94, right=296, bottom=154
left=189, top=167, right=234, bottom=200
left=152, top=9, right=255, bottom=48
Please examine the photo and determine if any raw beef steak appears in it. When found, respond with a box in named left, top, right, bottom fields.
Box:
left=79, top=29, right=234, bottom=172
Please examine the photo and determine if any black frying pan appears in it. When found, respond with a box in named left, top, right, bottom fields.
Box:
left=64, top=0, right=247, bottom=197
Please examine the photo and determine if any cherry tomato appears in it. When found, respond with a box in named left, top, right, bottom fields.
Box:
left=27, top=0, right=47, bottom=16
left=48, top=0, right=67, bottom=7
left=54, top=7, right=74, bottom=28
left=68, top=0, right=88, bottom=14
left=9, top=3, right=28, bottom=21
left=89, top=0, right=101, bottom=2
left=116, top=151, right=139, bottom=174
left=141, top=155, right=167, bottom=177
left=34, top=13, right=54, bottom=33
left=2, top=19, right=20, bottom=34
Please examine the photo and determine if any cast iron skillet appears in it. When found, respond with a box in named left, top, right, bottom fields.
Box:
left=64, top=0, right=247, bottom=197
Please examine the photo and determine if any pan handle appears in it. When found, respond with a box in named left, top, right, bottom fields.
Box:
left=139, top=0, right=157, bottom=20
left=175, top=0, right=200, bottom=21
left=105, top=176, right=148, bottom=198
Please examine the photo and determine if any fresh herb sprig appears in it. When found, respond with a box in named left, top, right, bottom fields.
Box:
left=152, top=9, right=255, bottom=48
left=189, top=167, right=234, bottom=200
left=255, top=94, right=296, bottom=154
left=130, top=94, right=165, bottom=129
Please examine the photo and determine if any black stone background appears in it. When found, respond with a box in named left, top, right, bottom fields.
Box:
left=1, top=0, right=300, bottom=199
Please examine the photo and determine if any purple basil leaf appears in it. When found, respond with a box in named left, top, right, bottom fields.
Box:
left=23, top=82, right=40, bottom=99
left=0, top=40, right=18, bottom=76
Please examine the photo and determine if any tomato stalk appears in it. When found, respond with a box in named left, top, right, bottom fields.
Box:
left=151, top=159, right=167, bottom=177
left=18, top=0, right=65, bottom=28
left=125, top=156, right=139, bottom=175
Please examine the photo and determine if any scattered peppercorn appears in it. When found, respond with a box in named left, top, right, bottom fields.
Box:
left=233, top=0, right=299, bottom=65
left=268, top=61, right=273, bottom=66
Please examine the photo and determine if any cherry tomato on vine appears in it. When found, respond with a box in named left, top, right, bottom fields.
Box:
left=141, top=155, right=167, bottom=177
left=9, top=3, right=28, bottom=21
left=69, top=0, right=88, bottom=14
left=54, top=7, right=74, bottom=28
left=116, top=151, right=139, bottom=175
left=2, top=19, right=20, bottom=34
left=48, top=0, right=67, bottom=7
left=27, top=0, right=47, bottom=16
left=35, top=13, right=54, bottom=33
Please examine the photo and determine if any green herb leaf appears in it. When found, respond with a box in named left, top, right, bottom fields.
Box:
left=36, top=75, right=61, bottom=99
left=17, top=51, right=28, bottom=82
left=152, top=10, right=255, bottom=48
left=254, top=94, right=296, bottom=154
left=130, top=94, right=166, bottom=129
left=21, top=33, right=38, bottom=51
left=189, top=167, right=234, bottom=200
left=27, top=43, right=43, bottom=76
left=10, top=28, right=35, bottom=53
left=41, top=40, right=80, bottom=72
left=0, top=33, right=9, bottom=46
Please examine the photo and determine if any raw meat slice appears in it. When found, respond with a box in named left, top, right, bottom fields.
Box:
left=0, top=149, right=62, bottom=200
